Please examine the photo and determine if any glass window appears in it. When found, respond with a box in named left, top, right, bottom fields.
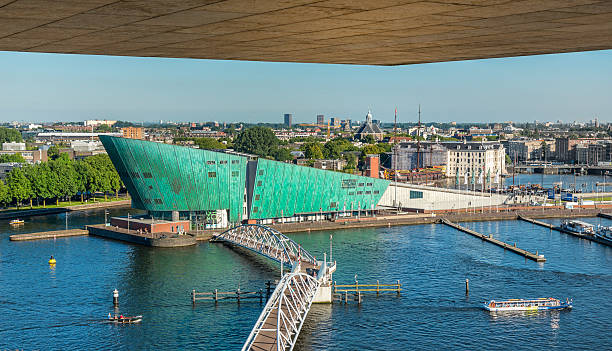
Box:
left=258, top=170, right=264, bottom=175
left=255, top=194, right=260, bottom=201
left=208, top=172, right=216, bottom=177
left=207, top=160, right=215, bottom=165
left=231, top=171, right=239, bottom=177
left=257, top=181, right=262, bottom=186
left=231, top=160, right=239, bottom=164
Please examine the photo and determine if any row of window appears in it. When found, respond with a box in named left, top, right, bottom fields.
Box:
left=142, top=198, right=163, bottom=205
left=206, top=160, right=240, bottom=165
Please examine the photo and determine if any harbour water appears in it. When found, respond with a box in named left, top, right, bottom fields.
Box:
left=1, top=207, right=612, bottom=350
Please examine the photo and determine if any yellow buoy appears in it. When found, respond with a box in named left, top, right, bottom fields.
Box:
left=48, top=256, right=56, bottom=265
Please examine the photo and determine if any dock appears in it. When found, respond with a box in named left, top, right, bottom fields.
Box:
left=439, top=218, right=546, bottom=262
left=518, top=215, right=612, bottom=248
left=598, top=212, right=612, bottom=220
left=9, top=229, right=89, bottom=241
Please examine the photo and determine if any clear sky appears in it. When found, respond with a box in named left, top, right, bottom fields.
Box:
left=1, top=49, right=611, bottom=125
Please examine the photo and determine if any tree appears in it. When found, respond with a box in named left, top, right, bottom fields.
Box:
left=49, top=154, right=78, bottom=204
left=323, top=138, right=355, bottom=159
left=0, top=127, right=22, bottom=143
left=271, top=147, right=293, bottom=162
left=6, top=167, right=31, bottom=208
left=47, top=145, right=60, bottom=160
left=94, top=124, right=112, bottom=133
left=303, top=142, right=324, bottom=159
left=363, top=135, right=376, bottom=144
left=0, top=154, right=26, bottom=163
left=24, top=164, right=52, bottom=207
left=233, top=127, right=279, bottom=157
left=0, top=179, right=9, bottom=206
left=194, top=137, right=226, bottom=150
left=361, top=144, right=382, bottom=156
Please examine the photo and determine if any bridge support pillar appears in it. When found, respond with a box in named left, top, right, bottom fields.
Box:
left=312, top=284, right=332, bottom=303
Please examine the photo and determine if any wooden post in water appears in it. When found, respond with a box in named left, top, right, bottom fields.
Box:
left=465, top=279, right=469, bottom=295
left=236, top=287, right=241, bottom=304
left=214, top=289, right=218, bottom=302
left=397, top=280, right=401, bottom=296
left=259, top=289, right=263, bottom=303
left=376, top=280, right=380, bottom=296
left=344, top=291, right=348, bottom=304
left=113, top=289, right=119, bottom=306
left=191, top=289, right=196, bottom=304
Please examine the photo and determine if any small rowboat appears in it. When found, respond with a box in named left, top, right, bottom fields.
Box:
left=106, top=315, right=143, bottom=324
left=9, top=219, right=24, bottom=225
left=483, top=297, right=572, bottom=312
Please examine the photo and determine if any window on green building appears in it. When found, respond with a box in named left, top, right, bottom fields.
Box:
left=410, top=190, right=423, bottom=199
left=208, top=172, right=216, bottom=177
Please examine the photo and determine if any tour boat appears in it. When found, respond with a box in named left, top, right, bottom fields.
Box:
left=595, top=225, right=612, bottom=242
left=106, top=315, right=143, bottom=324
left=9, top=219, right=24, bottom=225
left=559, top=219, right=594, bottom=235
left=483, top=298, right=572, bottom=312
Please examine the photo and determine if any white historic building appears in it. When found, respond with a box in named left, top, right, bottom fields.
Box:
left=444, top=142, right=506, bottom=183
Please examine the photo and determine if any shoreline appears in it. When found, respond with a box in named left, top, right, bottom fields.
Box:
left=0, top=200, right=132, bottom=220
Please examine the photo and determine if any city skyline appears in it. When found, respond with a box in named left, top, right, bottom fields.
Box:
left=1, top=49, right=611, bottom=124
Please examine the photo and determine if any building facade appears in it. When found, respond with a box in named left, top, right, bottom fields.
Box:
left=122, top=127, right=143, bottom=139
left=284, top=114, right=292, bottom=128
left=389, top=142, right=447, bottom=170
left=444, top=142, right=506, bottom=182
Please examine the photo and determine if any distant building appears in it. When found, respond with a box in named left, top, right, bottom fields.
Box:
left=354, top=111, right=383, bottom=141
left=389, top=142, right=447, bottom=170
left=2, top=142, right=26, bottom=151
left=122, top=127, right=143, bottom=140
left=0, top=149, right=47, bottom=163
left=365, top=155, right=380, bottom=178
left=316, top=114, right=325, bottom=125
left=71, top=140, right=103, bottom=153
left=85, top=119, right=117, bottom=127
left=313, top=159, right=346, bottom=171
left=330, top=117, right=340, bottom=127
left=284, top=113, right=292, bottom=128
left=0, top=162, right=22, bottom=180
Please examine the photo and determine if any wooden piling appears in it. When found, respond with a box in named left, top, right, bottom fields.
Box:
left=465, top=279, right=469, bottom=295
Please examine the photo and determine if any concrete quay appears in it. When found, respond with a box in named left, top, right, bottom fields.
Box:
left=86, top=224, right=196, bottom=247
left=267, top=207, right=607, bottom=234
left=10, top=229, right=89, bottom=241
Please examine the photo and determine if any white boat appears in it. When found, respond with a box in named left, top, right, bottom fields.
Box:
left=596, top=225, right=612, bottom=242
left=559, top=220, right=594, bottom=235
left=483, top=298, right=572, bottom=312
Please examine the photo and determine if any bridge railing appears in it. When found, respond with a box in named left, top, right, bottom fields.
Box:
left=242, top=272, right=320, bottom=351
left=212, top=224, right=317, bottom=267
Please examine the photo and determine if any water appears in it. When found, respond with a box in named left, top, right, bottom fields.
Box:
left=1, top=208, right=612, bottom=350
left=445, top=173, right=612, bottom=193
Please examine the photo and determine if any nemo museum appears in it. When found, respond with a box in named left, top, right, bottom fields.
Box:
left=100, top=136, right=394, bottom=230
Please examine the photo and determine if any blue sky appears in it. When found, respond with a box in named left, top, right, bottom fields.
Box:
left=0, top=49, right=611, bottom=124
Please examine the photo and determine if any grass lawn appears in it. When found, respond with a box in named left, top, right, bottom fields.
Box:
left=0, top=195, right=129, bottom=212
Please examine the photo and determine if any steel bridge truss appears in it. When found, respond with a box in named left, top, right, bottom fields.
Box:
left=242, top=272, right=320, bottom=351
left=212, top=224, right=317, bottom=268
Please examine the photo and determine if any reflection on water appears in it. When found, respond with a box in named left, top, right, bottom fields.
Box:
left=1, top=208, right=612, bottom=350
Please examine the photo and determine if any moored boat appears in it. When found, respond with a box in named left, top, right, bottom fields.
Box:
left=483, top=297, right=572, bottom=312
left=9, top=219, right=24, bottom=225
left=595, top=225, right=612, bottom=242
left=559, top=219, right=594, bottom=235
left=106, top=315, right=143, bottom=324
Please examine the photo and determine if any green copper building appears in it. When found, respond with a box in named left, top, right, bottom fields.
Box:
left=100, top=136, right=390, bottom=230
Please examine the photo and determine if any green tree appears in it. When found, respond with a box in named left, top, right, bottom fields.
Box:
left=233, top=127, right=279, bottom=157
left=0, top=127, right=22, bottom=143
left=47, top=145, right=60, bottom=160
left=194, top=137, right=226, bottom=150
left=49, top=154, right=78, bottom=204
left=271, top=147, right=293, bottom=162
left=94, top=124, right=112, bottom=133
left=363, top=135, right=376, bottom=144
left=24, top=163, right=52, bottom=207
left=6, top=167, right=31, bottom=208
left=0, top=154, right=26, bottom=163
left=303, top=142, right=324, bottom=159
left=323, top=138, right=355, bottom=159
left=0, top=179, right=9, bottom=206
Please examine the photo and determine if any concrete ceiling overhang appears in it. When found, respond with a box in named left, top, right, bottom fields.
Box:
left=1, top=0, right=611, bottom=65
